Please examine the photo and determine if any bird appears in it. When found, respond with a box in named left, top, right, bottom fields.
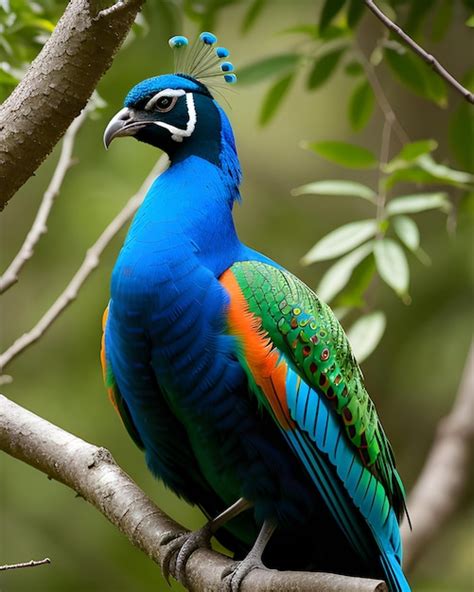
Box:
left=101, top=32, right=411, bottom=592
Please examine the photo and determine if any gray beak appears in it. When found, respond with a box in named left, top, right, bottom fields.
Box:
left=103, top=107, right=146, bottom=149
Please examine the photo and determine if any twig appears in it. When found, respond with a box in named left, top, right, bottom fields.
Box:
left=0, top=394, right=387, bottom=592
left=0, top=110, right=89, bottom=294
left=97, top=0, right=131, bottom=18
left=356, top=47, right=409, bottom=146
left=0, top=558, right=51, bottom=571
left=0, top=156, right=168, bottom=373
left=364, top=0, right=474, bottom=104
left=400, top=342, right=474, bottom=571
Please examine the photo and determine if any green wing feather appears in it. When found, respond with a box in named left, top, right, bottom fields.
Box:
left=230, top=260, right=407, bottom=521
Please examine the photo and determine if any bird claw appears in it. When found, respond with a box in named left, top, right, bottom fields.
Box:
left=159, top=525, right=213, bottom=585
left=158, top=530, right=188, bottom=584
left=221, top=556, right=268, bottom=592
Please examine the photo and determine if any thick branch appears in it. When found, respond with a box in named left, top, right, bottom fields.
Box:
left=0, top=156, right=168, bottom=373
left=0, top=108, right=89, bottom=294
left=401, top=343, right=474, bottom=570
left=0, top=395, right=386, bottom=592
left=0, top=0, right=144, bottom=209
left=364, top=0, right=474, bottom=104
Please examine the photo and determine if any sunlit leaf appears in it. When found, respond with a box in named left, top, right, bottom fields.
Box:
left=392, top=215, right=420, bottom=251
left=374, top=238, right=410, bottom=297
left=385, top=155, right=474, bottom=189
left=319, top=0, right=347, bottom=33
left=347, top=311, right=386, bottom=363
left=317, top=242, right=373, bottom=302
left=387, top=192, right=450, bottom=215
left=307, top=47, right=346, bottom=90
left=467, top=14, right=474, bottom=27
left=417, top=155, right=474, bottom=184
left=302, top=219, right=378, bottom=264
left=292, top=180, right=376, bottom=202
left=348, top=80, right=374, bottom=131
left=303, top=141, right=377, bottom=169
left=386, top=139, right=438, bottom=172
left=241, top=0, right=266, bottom=33
left=259, top=73, right=294, bottom=126
left=238, top=54, right=299, bottom=85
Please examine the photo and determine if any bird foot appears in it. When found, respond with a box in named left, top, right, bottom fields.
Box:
left=221, top=555, right=271, bottom=592
left=159, top=524, right=213, bottom=585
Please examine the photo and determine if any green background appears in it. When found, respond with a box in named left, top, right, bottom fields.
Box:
left=1, top=1, right=473, bottom=591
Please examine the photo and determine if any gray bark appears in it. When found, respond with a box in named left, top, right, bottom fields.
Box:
left=0, top=0, right=143, bottom=209
left=0, top=394, right=387, bottom=592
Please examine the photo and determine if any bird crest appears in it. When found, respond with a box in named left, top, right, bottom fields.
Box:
left=168, top=32, right=237, bottom=92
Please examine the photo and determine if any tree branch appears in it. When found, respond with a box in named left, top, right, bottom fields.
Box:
left=0, top=0, right=144, bottom=210
left=0, top=108, right=89, bottom=294
left=0, top=156, right=168, bottom=374
left=0, top=394, right=387, bottom=592
left=401, top=342, right=474, bottom=571
left=0, top=558, right=51, bottom=571
left=363, top=1, right=474, bottom=105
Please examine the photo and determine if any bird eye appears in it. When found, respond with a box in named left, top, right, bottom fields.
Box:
left=154, top=96, right=177, bottom=112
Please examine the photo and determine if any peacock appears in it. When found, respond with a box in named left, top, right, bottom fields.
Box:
left=101, top=32, right=411, bottom=592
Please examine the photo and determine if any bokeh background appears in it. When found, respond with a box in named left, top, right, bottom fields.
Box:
left=1, top=1, right=473, bottom=591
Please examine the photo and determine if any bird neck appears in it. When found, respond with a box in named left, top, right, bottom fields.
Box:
left=124, top=155, right=242, bottom=276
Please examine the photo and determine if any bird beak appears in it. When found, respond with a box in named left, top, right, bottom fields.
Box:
left=103, top=107, right=147, bottom=149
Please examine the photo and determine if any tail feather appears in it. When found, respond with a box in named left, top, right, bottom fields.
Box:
left=381, top=552, right=411, bottom=592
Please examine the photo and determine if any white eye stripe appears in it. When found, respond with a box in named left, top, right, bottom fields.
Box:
left=144, top=88, right=186, bottom=111
left=153, top=93, right=197, bottom=143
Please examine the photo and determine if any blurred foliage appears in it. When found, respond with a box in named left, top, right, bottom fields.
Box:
left=1, top=1, right=473, bottom=591
left=235, top=0, right=474, bottom=360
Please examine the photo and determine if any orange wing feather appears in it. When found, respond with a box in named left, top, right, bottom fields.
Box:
left=220, top=270, right=294, bottom=431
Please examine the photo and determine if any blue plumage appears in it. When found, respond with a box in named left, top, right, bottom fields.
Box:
left=102, top=46, right=410, bottom=591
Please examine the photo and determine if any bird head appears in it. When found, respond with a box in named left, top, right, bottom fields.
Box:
left=104, top=33, right=238, bottom=168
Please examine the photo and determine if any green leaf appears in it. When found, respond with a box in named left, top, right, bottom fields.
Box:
left=237, top=54, right=299, bottom=85
left=417, top=155, right=474, bottom=184
left=374, top=238, right=410, bottom=297
left=385, top=46, right=447, bottom=106
left=317, top=242, right=373, bottom=302
left=292, top=180, right=376, bottom=202
left=392, top=215, right=420, bottom=250
left=431, top=0, right=454, bottom=41
left=241, top=0, right=266, bottom=33
left=302, top=219, right=378, bottom=264
left=467, top=14, right=474, bottom=27
left=335, top=255, right=375, bottom=308
left=347, top=0, right=365, bottom=28
left=450, top=101, right=474, bottom=170
left=348, top=80, right=374, bottom=131
left=303, top=141, right=377, bottom=169
left=319, top=0, right=347, bottom=33
left=386, top=139, right=438, bottom=172
left=346, top=311, right=386, bottom=363
left=345, top=60, right=364, bottom=76
left=307, top=47, right=346, bottom=90
left=385, top=156, right=474, bottom=189
left=259, top=73, right=294, bottom=126
left=385, top=46, right=426, bottom=96
left=387, top=192, right=451, bottom=215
